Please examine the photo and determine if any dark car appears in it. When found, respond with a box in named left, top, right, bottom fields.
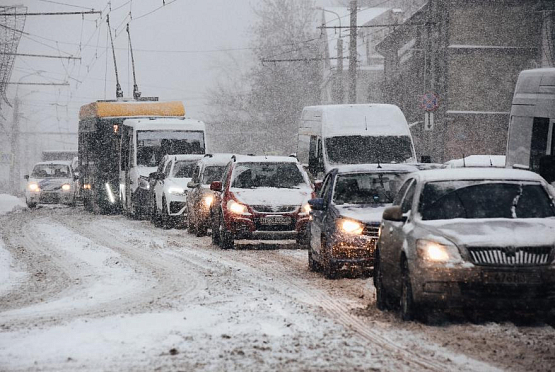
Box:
left=186, top=153, right=234, bottom=236
left=374, top=168, right=555, bottom=321
left=210, top=155, right=314, bottom=249
left=307, top=164, right=418, bottom=279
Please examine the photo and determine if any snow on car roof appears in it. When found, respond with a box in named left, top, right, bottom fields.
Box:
left=34, top=160, right=72, bottom=166
left=233, top=155, right=300, bottom=164
left=413, top=167, right=546, bottom=183
left=332, top=163, right=420, bottom=174
left=200, top=153, right=236, bottom=166
left=444, top=155, right=506, bottom=168
left=170, top=154, right=204, bottom=161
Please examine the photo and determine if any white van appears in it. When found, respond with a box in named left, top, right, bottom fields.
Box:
left=119, top=117, right=206, bottom=218
left=296, top=104, right=417, bottom=178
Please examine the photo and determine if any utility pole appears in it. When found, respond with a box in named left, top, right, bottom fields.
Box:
left=9, top=96, right=20, bottom=194
left=348, top=0, right=358, bottom=103
left=337, top=38, right=344, bottom=103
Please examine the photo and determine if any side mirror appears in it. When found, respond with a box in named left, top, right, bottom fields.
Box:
left=149, top=171, right=158, bottom=179
left=539, top=155, right=555, bottom=184
left=308, top=198, right=325, bottom=211
left=73, top=174, right=79, bottom=181
left=187, top=181, right=198, bottom=188
left=210, top=181, right=222, bottom=192
left=314, top=180, right=323, bottom=192
left=382, top=206, right=405, bottom=222
left=24, top=175, right=29, bottom=180
left=158, top=172, right=166, bottom=180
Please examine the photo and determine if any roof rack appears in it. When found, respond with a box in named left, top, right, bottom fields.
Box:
left=231, top=155, right=237, bottom=162
left=203, top=154, right=213, bottom=158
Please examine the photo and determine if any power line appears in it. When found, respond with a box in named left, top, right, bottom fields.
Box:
left=38, top=0, right=96, bottom=11
left=3, top=52, right=81, bottom=60
left=0, top=10, right=101, bottom=16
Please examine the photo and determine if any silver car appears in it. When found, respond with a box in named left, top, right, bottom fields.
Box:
left=24, top=161, right=77, bottom=208
left=375, top=168, right=555, bottom=321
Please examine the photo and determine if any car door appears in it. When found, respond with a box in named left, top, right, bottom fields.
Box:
left=380, top=178, right=416, bottom=291
left=310, top=172, right=334, bottom=258
left=188, top=164, right=202, bottom=218
left=155, top=159, right=171, bottom=210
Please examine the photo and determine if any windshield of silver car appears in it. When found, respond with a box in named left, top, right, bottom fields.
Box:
left=333, top=173, right=405, bottom=205
left=419, top=181, right=555, bottom=220
left=31, top=164, right=71, bottom=178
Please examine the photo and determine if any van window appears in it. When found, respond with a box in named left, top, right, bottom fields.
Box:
left=325, top=135, right=413, bottom=165
left=530, top=117, right=554, bottom=172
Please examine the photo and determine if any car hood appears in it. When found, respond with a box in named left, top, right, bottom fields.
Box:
left=29, top=178, right=72, bottom=191
left=336, top=203, right=391, bottom=224
left=231, top=187, right=312, bottom=207
left=419, top=218, right=555, bottom=248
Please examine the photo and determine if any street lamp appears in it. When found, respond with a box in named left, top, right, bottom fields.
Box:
left=316, top=7, right=345, bottom=103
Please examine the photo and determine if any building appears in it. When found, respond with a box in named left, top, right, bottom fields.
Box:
left=376, top=0, right=555, bottom=162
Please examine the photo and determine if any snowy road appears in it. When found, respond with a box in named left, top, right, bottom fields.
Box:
left=1, top=207, right=554, bottom=371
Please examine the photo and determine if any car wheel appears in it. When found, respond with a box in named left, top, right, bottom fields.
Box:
left=400, top=259, right=417, bottom=321
left=296, top=229, right=309, bottom=249
left=187, top=212, right=197, bottom=234
left=218, top=212, right=234, bottom=250
left=162, top=196, right=174, bottom=229
left=322, top=238, right=337, bottom=279
left=26, top=200, right=36, bottom=209
left=196, top=223, right=207, bottom=237
left=211, top=212, right=220, bottom=246
left=374, top=253, right=389, bottom=311
left=308, top=248, right=318, bottom=272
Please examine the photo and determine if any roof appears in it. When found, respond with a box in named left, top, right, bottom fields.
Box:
left=199, top=153, right=236, bottom=166
left=444, top=155, right=506, bottom=168
left=79, top=100, right=185, bottom=120
left=122, top=118, right=205, bottom=131
left=332, top=163, right=420, bottom=174
left=302, top=104, right=410, bottom=137
left=34, top=161, right=72, bottom=166
left=412, top=168, right=546, bottom=183
left=233, top=155, right=300, bottom=164
left=169, top=154, right=205, bottom=162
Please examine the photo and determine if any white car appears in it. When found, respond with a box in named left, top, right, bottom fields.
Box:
left=150, top=154, right=204, bottom=227
left=24, top=161, right=77, bottom=208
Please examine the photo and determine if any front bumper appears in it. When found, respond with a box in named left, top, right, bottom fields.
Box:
left=226, top=213, right=309, bottom=241
left=411, top=263, right=555, bottom=310
left=329, top=234, right=377, bottom=268
left=27, top=190, right=74, bottom=205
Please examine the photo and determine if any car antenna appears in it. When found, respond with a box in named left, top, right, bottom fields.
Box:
left=377, top=158, right=382, bottom=169
left=462, top=153, right=466, bottom=167
left=489, top=156, right=493, bottom=167
left=106, top=14, right=123, bottom=98
left=365, top=116, right=368, bottom=131
left=126, top=23, right=141, bottom=100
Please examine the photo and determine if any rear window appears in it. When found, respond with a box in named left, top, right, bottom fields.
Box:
left=419, top=181, right=555, bottom=220
left=333, top=172, right=406, bottom=205
left=231, top=162, right=307, bottom=189
left=202, top=166, right=226, bottom=184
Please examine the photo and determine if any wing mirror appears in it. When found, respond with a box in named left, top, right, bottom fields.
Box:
left=308, top=198, right=325, bottom=211
left=24, top=175, right=29, bottom=180
left=382, top=206, right=406, bottom=222
left=210, top=181, right=222, bottom=192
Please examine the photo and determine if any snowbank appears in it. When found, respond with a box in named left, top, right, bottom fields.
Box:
left=0, top=240, right=26, bottom=296
left=0, top=194, right=26, bottom=216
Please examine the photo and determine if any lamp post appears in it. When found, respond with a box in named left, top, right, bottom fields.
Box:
left=10, top=71, right=44, bottom=194
left=317, top=7, right=345, bottom=103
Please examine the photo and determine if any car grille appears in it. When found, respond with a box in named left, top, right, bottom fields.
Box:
left=39, top=192, right=60, bottom=203
left=362, top=223, right=380, bottom=237
left=467, top=246, right=553, bottom=266
left=251, top=205, right=298, bottom=213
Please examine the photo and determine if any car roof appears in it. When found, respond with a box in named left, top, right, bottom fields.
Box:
left=233, top=155, right=299, bottom=164
left=199, top=153, right=236, bottom=166
left=331, top=163, right=420, bottom=174
left=167, top=154, right=204, bottom=162
left=411, top=167, right=546, bottom=183
left=34, top=161, right=72, bottom=166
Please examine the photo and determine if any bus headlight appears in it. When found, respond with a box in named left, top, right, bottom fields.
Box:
left=61, top=184, right=71, bottom=191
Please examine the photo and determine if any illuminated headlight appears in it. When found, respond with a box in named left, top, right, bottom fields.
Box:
left=416, top=239, right=462, bottom=263
left=28, top=182, right=40, bottom=192
left=61, top=184, right=71, bottom=191
left=227, top=200, right=249, bottom=215
left=203, top=195, right=214, bottom=207
left=83, top=184, right=92, bottom=190
left=139, top=176, right=150, bottom=190
left=299, top=202, right=311, bottom=215
left=168, top=187, right=186, bottom=195
left=338, top=218, right=364, bottom=235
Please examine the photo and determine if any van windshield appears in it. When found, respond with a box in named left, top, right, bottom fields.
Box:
left=325, top=135, right=414, bottom=165
left=136, top=130, right=205, bottom=167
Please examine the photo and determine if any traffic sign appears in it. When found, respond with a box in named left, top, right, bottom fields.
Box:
left=421, top=92, right=440, bottom=112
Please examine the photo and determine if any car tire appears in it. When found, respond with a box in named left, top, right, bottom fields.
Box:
left=218, top=212, right=234, bottom=250
left=400, top=259, right=417, bottom=321
left=187, top=213, right=197, bottom=234
left=374, top=253, right=390, bottom=311
left=296, top=229, right=309, bottom=249
left=322, top=238, right=337, bottom=279
left=196, top=224, right=207, bottom=237
left=211, top=212, right=220, bottom=246
left=26, top=200, right=36, bottom=209
left=308, top=249, right=318, bottom=272
left=162, top=196, right=173, bottom=229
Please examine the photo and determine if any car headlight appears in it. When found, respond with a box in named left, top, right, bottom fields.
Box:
left=299, top=202, right=311, bottom=215
left=416, top=239, right=462, bottom=263
left=139, top=176, right=150, bottom=190
left=227, top=200, right=248, bottom=215
left=338, top=218, right=364, bottom=235
left=168, top=187, right=186, bottom=195
left=203, top=195, right=214, bottom=207
left=61, top=184, right=71, bottom=191
left=28, top=182, right=40, bottom=192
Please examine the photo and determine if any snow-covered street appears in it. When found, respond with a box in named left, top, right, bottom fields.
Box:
left=0, top=205, right=554, bottom=371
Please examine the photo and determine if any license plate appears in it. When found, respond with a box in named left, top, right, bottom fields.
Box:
left=260, top=216, right=291, bottom=225
left=481, top=271, right=541, bottom=285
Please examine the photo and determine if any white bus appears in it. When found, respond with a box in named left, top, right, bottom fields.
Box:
left=296, top=104, right=417, bottom=179
left=119, top=117, right=206, bottom=218
left=506, top=68, right=555, bottom=184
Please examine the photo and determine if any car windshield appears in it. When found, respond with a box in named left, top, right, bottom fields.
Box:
left=231, top=162, right=307, bottom=189
left=136, top=130, right=205, bottom=167
left=31, top=164, right=71, bottom=178
left=333, top=172, right=405, bottom=205
left=172, top=161, right=197, bottom=178
left=325, top=135, right=413, bottom=165
left=419, top=181, right=555, bottom=220
left=202, top=166, right=225, bottom=184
